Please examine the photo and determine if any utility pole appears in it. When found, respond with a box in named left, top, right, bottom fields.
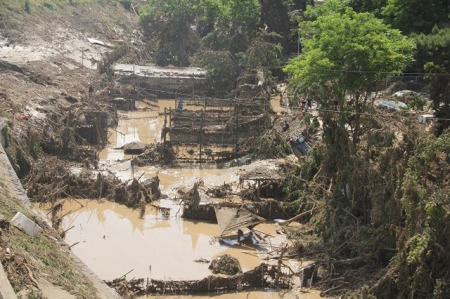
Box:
left=81, top=48, right=85, bottom=68
left=199, top=111, right=204, bottom=168
left=235, top=100, right=239, bottom=160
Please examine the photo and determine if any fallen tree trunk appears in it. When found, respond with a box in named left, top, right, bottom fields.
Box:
left=280, top=206, right=320, bottom=226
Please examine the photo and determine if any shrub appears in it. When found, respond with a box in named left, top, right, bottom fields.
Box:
left=120, top=0, right=132, bottom=10
left=24, top=0, right=30, bottom=13
left=43, top=2, right=53, bottom=10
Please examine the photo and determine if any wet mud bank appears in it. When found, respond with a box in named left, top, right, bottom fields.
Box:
left=0, top=137, right=121, bottom=298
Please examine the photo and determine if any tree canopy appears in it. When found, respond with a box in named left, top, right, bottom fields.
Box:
left=284, top=7, right=414, bottom=113
left=139, top=0, right=200, bottom=66
left=415, top=27, right=450, bottom=135
left=382, top=0, right=450, bottom=35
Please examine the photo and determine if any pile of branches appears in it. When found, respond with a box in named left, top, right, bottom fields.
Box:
left=133, top=142, right=177, bottom=166
left=24, top=157, right=161, bottom=209
left=106, top=263, right=293, bottom=297
left=23, top=157, right=119, bottom=202
left=111, top=177, right=160, bottom=208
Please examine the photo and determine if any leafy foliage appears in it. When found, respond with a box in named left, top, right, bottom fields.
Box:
left=139, top=0, right=200, bottom=66
left=391, top=132, right=450, bottom=297
left=285, top=7, right=414, bottom=149
left=120, top=0, right=132, bottom=10
left=250, top=129, right=292, bottom=159
left=382, top=0, right=450, bottom=35
left=259, top=0, right=291, bottom=55
left=191, top=50, right=239, bottom=96
left=281, top=8, right=429, bottom=296
left=24, top=0, right=31, bottom=13
left=201, top=0, right=261, bottom=55
left=415, top=27, right=450, bottom=136
left=240, top=31, right=283, bottom=71
left=348, top=0, right=387, bottom=17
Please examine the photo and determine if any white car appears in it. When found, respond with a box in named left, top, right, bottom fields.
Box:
left=393, top=90, right=420, bottom=97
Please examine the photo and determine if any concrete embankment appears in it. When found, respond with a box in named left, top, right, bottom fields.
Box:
left=0, top=120, right=121, bottom=299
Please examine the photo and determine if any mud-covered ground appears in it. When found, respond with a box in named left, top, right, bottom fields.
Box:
left=0, top=2, right=146, bottom=297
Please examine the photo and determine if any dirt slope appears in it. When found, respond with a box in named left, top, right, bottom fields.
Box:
left=0, top=1, right=145, bottom=297
left=0, top=1, right=143, bottom=110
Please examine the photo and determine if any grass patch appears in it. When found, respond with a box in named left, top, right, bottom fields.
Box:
left=42, top=2, right=53, bottom=9
left=0, top=110, right=13, bottom=119
left=0, top=158, right=96, bottom=296
left=9, top=222, right=97, bottom=297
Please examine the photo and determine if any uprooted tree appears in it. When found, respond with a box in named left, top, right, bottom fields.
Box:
left=279, top=3, right=450, bottom=297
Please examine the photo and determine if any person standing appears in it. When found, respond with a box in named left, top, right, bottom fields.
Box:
left=282, top=121, right=290, bottom=132
left=300, top=99, right=307, bottom=112
left=237, top=229, right=243, bottom=245
left=88, top=84, right=94, bottom=98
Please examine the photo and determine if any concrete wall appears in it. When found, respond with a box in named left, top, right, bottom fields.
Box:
left=120, top=76, right=208, bottom=97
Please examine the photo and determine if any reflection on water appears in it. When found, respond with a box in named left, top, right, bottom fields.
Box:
left=54, top=199, right=273, bottom=281
left=43, top=199, right=321, bottom=299
left=95, top=159, right=240, bottom=196
left=100, top=99, right=173, bottom=161
left=144, top=290, right=322, bottom=299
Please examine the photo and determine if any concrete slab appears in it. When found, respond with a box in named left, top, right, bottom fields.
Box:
left=11, top=212, right=43, bottom=237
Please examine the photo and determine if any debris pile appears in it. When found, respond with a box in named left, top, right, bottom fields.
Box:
left=206, top=183, right=232, bottom=198
left=106, top=263, right=293, bottom=296
left=209, top=254, right=242, bottom=275
left=183, top=200, right=292, bottom=221
left=111, top=176, right=160, bottom=208
left=133, top=142, right=177, bottom=166
left=24, top=157, right=161, bottom=210
left=121, top=141, right=146, bottom=155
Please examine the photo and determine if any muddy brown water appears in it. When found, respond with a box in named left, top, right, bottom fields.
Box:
left=55, top=199, right=273, bottom=280
left=37, top=97, right=321, bottom=298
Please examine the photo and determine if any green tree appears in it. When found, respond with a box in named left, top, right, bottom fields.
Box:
left=284, top=7, right=414, bottom=237
left=259, top=0, right=291, bottom=56
left=371, top=132, right=450, bottom=297
left=241, top=33, right=282, bottom=71
left=139, top=0, right=200, bottom=66
left=192, top=50, right=240, bottom=97
left=382, top=0, right=450, bottom=35
left=201, top=0, right=261, bottom=55
left=302, top=0, right=350, bottom=20
left=348, top=0, right=387, bottom=17
left=285, top=8, right=413, bottom=146
left=415, top=27, right=450, bottom=136
left=239, top=30, right=283, bottom=93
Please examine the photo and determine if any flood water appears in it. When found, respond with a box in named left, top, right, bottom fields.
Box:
left=57, top=199, right=275, bottom=281
left=37, top=97, right=321, bottom=298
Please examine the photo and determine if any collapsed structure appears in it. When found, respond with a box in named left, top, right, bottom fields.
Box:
left=110, top=64, right=273, bottom=164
